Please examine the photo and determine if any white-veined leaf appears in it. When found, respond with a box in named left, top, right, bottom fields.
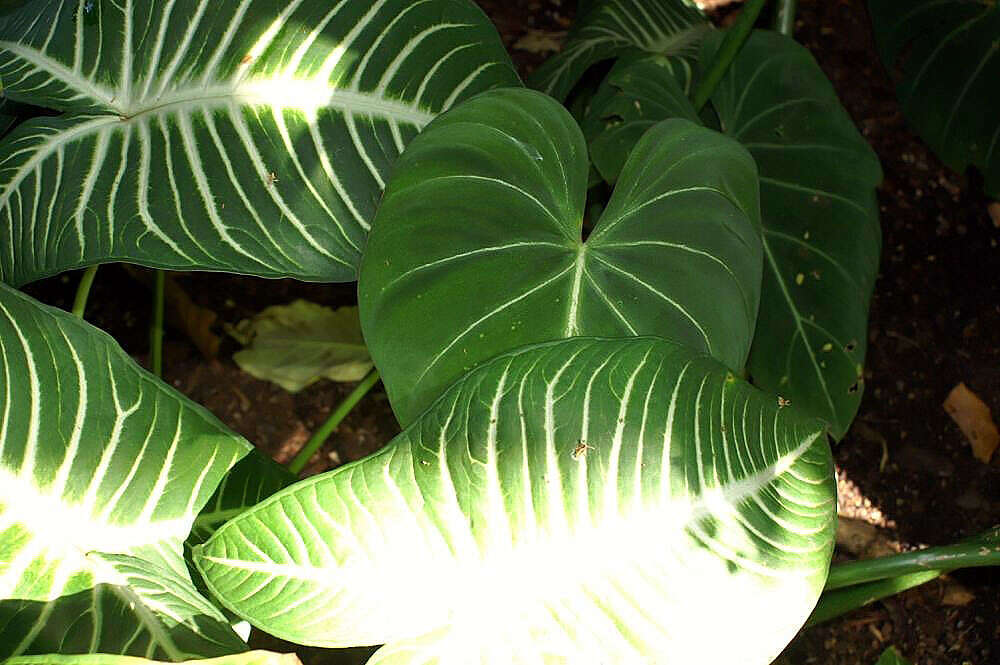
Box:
left=359, top=88, right=762, bottom=425
left=196, top=337, right=837, bottom=665
left=529, top=0, right=709, bottom=102
left=0, top=282, right=251, bottom=657
left=0, top=0, right=520, bottom=286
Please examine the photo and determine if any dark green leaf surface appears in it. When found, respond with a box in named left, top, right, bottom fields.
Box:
left=197, top=337, right=836, bottom=663
left=360, top=87, right=761, bottom=425
left=0, top=0, right=519, bottom=286
left=580, top=55, right=697, bottom=183
left=0, top=283, right=251, bottom=657
left=582, top=30, right=882, bottom=438
left=528, top=0, right=710, bottom=102
left=869, top=0, right=999, bottom=196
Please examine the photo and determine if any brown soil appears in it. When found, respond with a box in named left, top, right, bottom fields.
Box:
left=22, top=1, right=1000, bottom=663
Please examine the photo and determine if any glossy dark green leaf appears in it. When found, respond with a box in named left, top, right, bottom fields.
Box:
left=196, top=337, right=836, bottom=664
left=360, top=87, right=761, bottom=425
left=869, top=0, right=999, bottom=196
left=0, top=283, right=252, bottom=657
left=582, top=30, right=882, bottom=438
left=0, top=0, right=519, bottom=286
left=529, top=0, right=709, bottom=102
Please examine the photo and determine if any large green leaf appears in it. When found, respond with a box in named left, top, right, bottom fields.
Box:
left=359, top=87, right=762, bottom=426
left=869, top=0, right=999, bottom=196
left=0, top=0, right=520, bottom=286
left=195, top=337, right=837, bottom=664
left=6, top=651, right=301, bottom=665
left=528, top=0, right=710, bottom=102
left=582, top=31, right=882, bottom=438
left=0, top=283, right=251, bottom=656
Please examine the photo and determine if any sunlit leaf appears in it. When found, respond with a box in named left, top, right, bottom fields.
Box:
left=0, top=0, right=520, bottom=286
left=196, top=337, right=837, bottom=664
left=0, top=283, right=251, bottom=656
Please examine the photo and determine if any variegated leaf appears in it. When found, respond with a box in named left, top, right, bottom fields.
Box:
left=0, top=0, right=520, bottom=286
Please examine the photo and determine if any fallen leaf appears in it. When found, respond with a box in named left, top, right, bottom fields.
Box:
left=835, top=517, right=898, bottom=558
left=943, top=382, right=1000, bottom=463
left=512, top=29, right=565, bottom=54
left=231, top=300, right=372, bottom=393
left=940, top=581, right=975, bottom=606
left=989, top=201, right=1000, bottom=228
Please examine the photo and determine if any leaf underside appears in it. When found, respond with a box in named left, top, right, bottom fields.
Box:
left=360, top=87, right=762, bottom=425
left=0, top=0, right=520, bottom=286
left=0, top=283, right=251, bottom=657
left=197, top=336, right=836, bottom=665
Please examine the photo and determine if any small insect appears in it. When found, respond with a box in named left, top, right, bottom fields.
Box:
left=240, top=55, right=253, bottom=65
left=571, top=441, right=593, bottom=460
left=84, top=0, right=94, bottom=13
left=265, top=171, right=279, bottom=186
left=777, top=396, right=791, bottom=408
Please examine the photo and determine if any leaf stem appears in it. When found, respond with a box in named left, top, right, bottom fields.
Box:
left=289, top=368, right=381, bottom=475
left=72, top=265, right=99, bottom=319
left=774, top=0, right=798, bottom=36
left=150, top=270, right=165, bottom=377
left=692, top=0, right=769, bottom=111
left=825, top=526, right=1000, bottom=590
left=807, top=570, right=941, bottom=626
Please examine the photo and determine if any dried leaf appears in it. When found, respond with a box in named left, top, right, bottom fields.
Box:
left=940, top=582, right=975, bottom=606
left=989, top=201, right=1000, bottom=228
left=512, top=29, right=565, bottom=54
left=232, top=300, right=372, bottom=393
left=944, top=382, right=1000, bottom=463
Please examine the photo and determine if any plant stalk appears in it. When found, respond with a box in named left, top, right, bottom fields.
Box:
left=289, top=368, right=381, bottom=475
left=692, top=0, right=769, bottom=111
left=825, top=526, right=1000, bottom=590
left=71, top=265, right=99, bottom=319
left=150, top=270, right=165, bottom=377
left=807, top=570, right=941, bottom=627
left=773, top=0, right=798, bottom=36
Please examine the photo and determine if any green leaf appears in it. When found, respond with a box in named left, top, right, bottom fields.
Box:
left=0, top=283, right=252, bottom=657
left=359, top=87, right=762, bottom=425
left=0, top=0, right=520, bottom=287
left=5, top=650, right=301, bottom=665
left=581, top=30, right=883, bottom=438
left=528, top=0, right=710, bottom=102
left=188, top=449, right=295, bottom=548
left=195, top=337, right=837, bottom=663
left=875, top=646, right=913, bottom=665
left=231, top=301, right=372, bottom=393
left=579, top=55, right=698, bottom=183
left=869, top=0, right=999, bottom=196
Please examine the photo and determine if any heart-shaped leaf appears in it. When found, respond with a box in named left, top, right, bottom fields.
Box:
left=869, top=0, right=999, bottom=196
left=582, top=31, right=883, bottom=438
left=195, top=337, right=837, bottom=664
left=0, top=0, right=519, bottom=286
left=0, top=283, right=251, bottom=656
left=359, top=87, right=762, bottom=425
left=529, top=0, right=710, bottom=102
